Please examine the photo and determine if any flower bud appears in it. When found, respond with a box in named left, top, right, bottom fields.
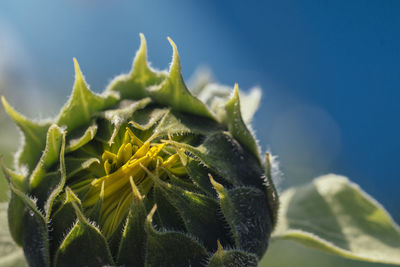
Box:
left=1, top=34, right=278, bottom=267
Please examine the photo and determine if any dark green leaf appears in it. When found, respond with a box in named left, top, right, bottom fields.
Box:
left=117, top=179, right=147, bottom=266
left=145, top=205, right=208, bottom=267
left=10, top=185, right=50, bottom=267
left=54, top=197, right=114, bottom=267
left=210, top=176, right=272, bottom=258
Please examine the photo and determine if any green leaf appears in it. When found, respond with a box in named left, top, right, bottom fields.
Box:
left=224, top=84, right=260, bottom=162
left=117, top=179, right=147, bottom=266
left=260, top=239, right=395, bottom=267
left=106, top=33, right=168, bottom=100
left=10, top=184, right=50, bottom=267
left=208, top=241, right=258, bottom=267
left=0, top=202, right=27, bottom=267
left=148, top=37, right=216, bottom=120
left=54, top=196, right=114, bottom=267
left=56, top=58, right=119, bottom=132
left=273, top=174, right=400, bottom=265
left=1, top=97, right=51, bottom=173
left=144, top=205, right=209, bottom=267
left=210, top=177, right=272, bottom=258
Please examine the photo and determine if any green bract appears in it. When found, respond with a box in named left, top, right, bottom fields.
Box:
left=0, top=34, right=278, bottom=267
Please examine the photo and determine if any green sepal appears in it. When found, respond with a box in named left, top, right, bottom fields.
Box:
left=1, top=97, right=51, bottom=173
left=54, top=197, right=114, bottom=267
left=0, top=159, right=27, bottom=192
left=172, top=132, right=265, bottom=189
left=29, top=125, right=64, bottom=208
left=185, top=158, right=218, bottom=198
left=210, top=177, right=272, bottom=258
left=106, top=33, right=168, bottom=100
left=87, top=181, right=104, bottom=224
left=148, top=171, right=233, bottom=250
left=56, top=58, right=119, bottom=132
left=144, top=205, right=209, bottom=267
left=0, top=202, right=27, bottom=267
left=66, top=123, right=97, bottom=153
left=153, top=186, right=186, bottom=231
left=224, top=84, right=260, bottom=162
left=101, top=98, right=151, bottom=145
left=65, top=157, right=101, bottom=179
left=207, top=241, right=258, bottom=267
left=44, top=131, right=66, bottom=220
left=153, top=110, right=221, bottom=140
left=129, top=107, right=168, bottom=131
left=264, top=152, right=279, bottom=229
left=9, top=184, right=50, bottom=267
left=148, top=38, right=216, bottom=121
left=48, top=188, right=81, bottom=257
left=117, top=178, right=147, bottom=266
left=6, top=194, right=24, bottom=246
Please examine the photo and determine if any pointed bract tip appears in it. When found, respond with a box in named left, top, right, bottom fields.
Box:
left=216, top=240, right=224, bottom=255
left=233, top=83, right=240, bottom=98
left=1, top=96, right=14, bottom=116
left=100, top=180, right=105, bottom=199
left=138, top=33, right=147, bottom=55
left=146, top=204, right=157, bottom=222
left=73, top=57, right=84, bottom=80
left=167, top=36, right=181, bottom=70
left=208, top=174, right=223, bottom=191
left=129, top=176, right=143, bottom=201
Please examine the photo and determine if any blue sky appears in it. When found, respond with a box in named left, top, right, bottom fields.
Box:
left=0, top=0, right=399, bottom=220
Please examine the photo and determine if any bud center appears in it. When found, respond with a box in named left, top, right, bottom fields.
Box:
left=73, top=127, right=186, bottom=239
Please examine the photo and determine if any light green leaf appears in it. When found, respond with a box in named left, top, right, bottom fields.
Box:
left=224, top=84, right=260, bottom=161
left=0, top=202, right=27, bottom=267
left=260, top=239, right=396, bottom=267
left=1, top=97, right=51, bottom=173
left=273, top=174, right=400, bottom=265
left=56, top=58, right=119, bottom=132
left=148, top=37, right=216, bottom=120
left=106, top=33, right=168, bottom=100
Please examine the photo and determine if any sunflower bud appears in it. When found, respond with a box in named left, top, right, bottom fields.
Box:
left=1, top=34, right=278, bottom=267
